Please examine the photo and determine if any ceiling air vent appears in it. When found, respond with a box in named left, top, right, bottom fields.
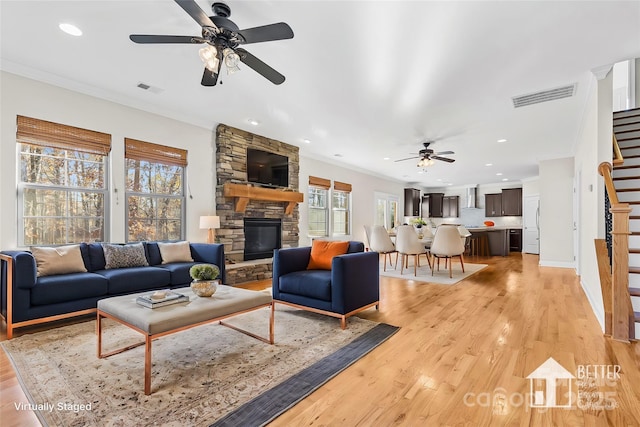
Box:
left=512, top=83, right=576, bottom=108
left=136, top=82, right=164, bottom=94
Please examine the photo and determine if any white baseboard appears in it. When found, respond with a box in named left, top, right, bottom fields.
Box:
left=538, top=260, right=575, bottom=269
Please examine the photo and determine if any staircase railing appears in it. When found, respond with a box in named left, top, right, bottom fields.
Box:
left=613, top=134, right=624, bottom=166
left=597, top=162, right=634, bottom=342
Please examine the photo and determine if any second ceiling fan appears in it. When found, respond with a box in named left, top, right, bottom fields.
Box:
left=129, top=0, right=294, bottom=87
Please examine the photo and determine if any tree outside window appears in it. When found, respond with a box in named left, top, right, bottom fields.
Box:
left=17, top=116, right=110, bottom=245
left=125, top=138, right=187, bottom=242
left=308, top=186, right=328, bottom=237
left=332, top=190, right=350, bottom=235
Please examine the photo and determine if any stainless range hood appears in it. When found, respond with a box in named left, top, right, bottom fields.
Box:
left=465, top=186, right=478, bottom=208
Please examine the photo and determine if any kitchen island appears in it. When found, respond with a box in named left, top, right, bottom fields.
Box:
left=466, top=226, right=522, bottom=256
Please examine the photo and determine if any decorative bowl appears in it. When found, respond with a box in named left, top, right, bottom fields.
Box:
left=483, top=221, right=495, bottom=227
left=190, top=280, right=218, bottom=297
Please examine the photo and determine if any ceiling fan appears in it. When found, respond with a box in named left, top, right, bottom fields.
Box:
left=129, top=0, right=294, bottom=87
left=394, top=142, right=456, bottom=167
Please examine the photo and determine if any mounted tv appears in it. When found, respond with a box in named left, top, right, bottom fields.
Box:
left=246, top=148, right=289, bottom=188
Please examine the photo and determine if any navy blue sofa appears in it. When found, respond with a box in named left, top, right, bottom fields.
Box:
left=0, top=242, right=225, bottom=338
left=272, top=241, right=379, bottom=329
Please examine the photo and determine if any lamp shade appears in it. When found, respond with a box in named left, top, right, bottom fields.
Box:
left=199, top=216, right=220, bottom=230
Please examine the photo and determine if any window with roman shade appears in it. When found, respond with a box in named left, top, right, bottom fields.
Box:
left=17, top=115, right=111, bottom=245
left=332, top=181, right=352, bottom=235
left=125, top=138, right=187, bottom=242
left=308, top=176, right=330, bottom=237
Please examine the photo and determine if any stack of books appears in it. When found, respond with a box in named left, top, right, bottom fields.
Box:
left=136, top=291, right=189, bottom=309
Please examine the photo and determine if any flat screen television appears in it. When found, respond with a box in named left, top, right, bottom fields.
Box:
left=246, top=148, right=289, bottom=188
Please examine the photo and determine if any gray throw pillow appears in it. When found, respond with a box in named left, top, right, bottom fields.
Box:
left=101, top=243, right=149, bottom=269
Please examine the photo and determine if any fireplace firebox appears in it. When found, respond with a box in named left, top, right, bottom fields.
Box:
left=244, top=218, right=282, bottom=261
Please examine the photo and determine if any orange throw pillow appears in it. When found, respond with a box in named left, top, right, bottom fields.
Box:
left=307, top=240, right=350, bottom=270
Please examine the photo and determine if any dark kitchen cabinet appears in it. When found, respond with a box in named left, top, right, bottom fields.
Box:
left=421, top=193, right=444, bottom=218
left=485, top=193, right=502, bottom=217
left=501, top=188, right=523, bottom=216
left=442, top=196, right=459, bottom=218
left=404, top=188, right=421, bottom=216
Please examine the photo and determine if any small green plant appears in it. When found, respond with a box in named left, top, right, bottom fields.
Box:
left=410, top=218, right=427, bottom=227
left=189, top=264, right=220, bottom=281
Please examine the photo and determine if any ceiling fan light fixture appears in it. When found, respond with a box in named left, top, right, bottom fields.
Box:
left=199, top=46, right=219, bottom=71
left=223, top=48, right=241, bottom=75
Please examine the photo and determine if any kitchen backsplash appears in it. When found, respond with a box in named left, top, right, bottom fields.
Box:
left=421, top=208, right=523, bottom=228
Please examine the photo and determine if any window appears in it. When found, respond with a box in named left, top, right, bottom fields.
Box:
left=308, top=176, right=330, bottom=237
left=17, top=116, right=111, bottom=245
left=125, top=138, right=187, bottom=242
left=332, top=181, right=352, bottom=235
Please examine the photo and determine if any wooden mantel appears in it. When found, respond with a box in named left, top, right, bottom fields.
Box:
left=223, top=183, right=304, bottom=215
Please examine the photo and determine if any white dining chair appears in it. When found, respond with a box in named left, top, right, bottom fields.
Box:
left=429, top=225, right=466, bottom=278
left=394, top=225, right=431, bottom=276
left=369, top=225, right=398, bottom=271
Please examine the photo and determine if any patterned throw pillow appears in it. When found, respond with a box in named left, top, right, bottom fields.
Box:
left=101, top=243, right=149, bottom=269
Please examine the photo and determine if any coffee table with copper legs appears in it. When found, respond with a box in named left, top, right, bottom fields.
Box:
left=97, top=285, right=273, bottom=395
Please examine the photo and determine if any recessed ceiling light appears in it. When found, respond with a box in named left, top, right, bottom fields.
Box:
left=303, top=139, right=311, bottom=144
left=59, top=23, right=82, bottom=36
left=248, top=119, right=259, bottom=126
left=436, top=179, right=442, bottom=182
left=383, top=157, right=390, bottom=160
left=447, top=183, right=453, bottom=186
left=497, top=139, right=507, bottom=143
left=485, top=163, right=493, bottom=167
left=502, top=178, right=509, bottom=181
left=496, top=173, right=503, bottom=176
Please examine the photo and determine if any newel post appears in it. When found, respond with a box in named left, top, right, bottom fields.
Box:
left=610, top=204, right=632, bottom=342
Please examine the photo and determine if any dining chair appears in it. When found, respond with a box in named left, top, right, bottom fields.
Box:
left=429, top=225, right=466, bottom=278
left=394, top=225, right=431, bottom=276
left=363, top=225, right=373, bottom=251
left=369, top=225, right=398, bottom=271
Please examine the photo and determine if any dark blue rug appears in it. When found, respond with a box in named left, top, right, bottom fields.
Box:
left=211, top=323, right=399, bottom=427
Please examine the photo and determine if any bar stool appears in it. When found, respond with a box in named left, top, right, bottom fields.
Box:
left=468, top=232, right=490, bottom=256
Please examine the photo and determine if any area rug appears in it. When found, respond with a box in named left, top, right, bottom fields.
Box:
left=379, top=261, right=488, bottom=285
left=1, top=307, right=398, bottom=427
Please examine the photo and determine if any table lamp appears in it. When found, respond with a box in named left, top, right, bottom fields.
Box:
left=199, top=215, right=220, bottom=243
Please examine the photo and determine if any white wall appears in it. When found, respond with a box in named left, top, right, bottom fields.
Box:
left=539, top=157, right=575, bottom=267
left=298, top=156, right=405, bottom=246
left=0, top=72, right=216, bottom=248
left=573, top=71, right=609, bottom=330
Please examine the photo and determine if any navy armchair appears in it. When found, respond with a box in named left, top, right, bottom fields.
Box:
left=272, top=241, right=379, bottom=329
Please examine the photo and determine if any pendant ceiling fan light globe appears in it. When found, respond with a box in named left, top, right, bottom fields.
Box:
left=223, top=48, right=241, bottom=75
left=199, top=45, right=217, bottom=62
left=205, top=57, right=219, bottom=71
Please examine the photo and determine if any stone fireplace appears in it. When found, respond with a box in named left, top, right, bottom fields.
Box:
left=215, top=124, right=301, bottom=284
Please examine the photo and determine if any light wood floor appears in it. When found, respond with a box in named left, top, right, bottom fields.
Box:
left=2, top=253, right=639, bottom=426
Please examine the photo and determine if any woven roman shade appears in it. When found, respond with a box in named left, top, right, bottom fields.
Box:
left=333, top=181, right=352, bottom=192
left=16, top=115, right=111, bottom=155
left=309, top=176, right=330, bottom=189
left=125, top=138, right=188, bottom=167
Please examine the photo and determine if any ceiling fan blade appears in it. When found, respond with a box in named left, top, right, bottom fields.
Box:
left=129, top=35, right=203, bottom=44
left=435, top=151, right=455, bottom=155
left=236, top=48, right=285, bottom=85
left=394, top=156, right=420, bottom=162
left=201, top=67, right=219, bottom=87
left=431, top=156, right=455, bottom=163
left=236, top=22, right=294, bottom=44
left=175, top=0, right=218, bottom=30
